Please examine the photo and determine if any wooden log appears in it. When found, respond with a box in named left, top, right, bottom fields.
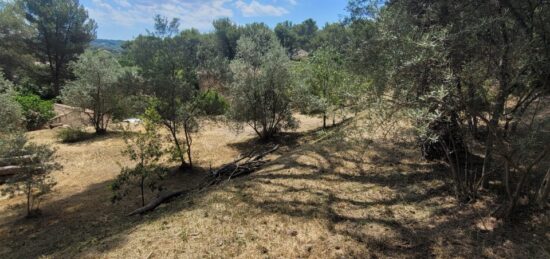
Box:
left=0, top=166, right=24, bottom=176
left=0, top=155, right=36, bottom=167
left=127, top=189, right=188, bottom=216
left=128, top=145, right=279, bottom=216
left=49, top=123, right=64, bottom=129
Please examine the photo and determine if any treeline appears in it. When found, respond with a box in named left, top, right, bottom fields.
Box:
left=0, top=0, right=363, bottom=214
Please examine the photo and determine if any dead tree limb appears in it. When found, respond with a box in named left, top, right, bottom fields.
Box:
left=0, top=155, right=36, bottom=167
left=127, top=189, right=188, bottom=216
left=0, top=166, right=24, bottom=176
left=127, top=145, right=279, bottom=216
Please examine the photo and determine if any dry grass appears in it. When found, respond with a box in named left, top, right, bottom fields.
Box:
left=0, top=114, right=548, bottom=258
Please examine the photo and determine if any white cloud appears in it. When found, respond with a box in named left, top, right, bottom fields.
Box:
left=234, top=0, right=288, bottom=17
left=87, top=0, right=234, bottom=30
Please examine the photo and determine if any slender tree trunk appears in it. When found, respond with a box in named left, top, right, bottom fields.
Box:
left=140, top=176, right=145, bottom=207
left=537, top=169, right=550, bottom=208
left=166, top=123, right=186, bottom=169
left=26, top=185, right=31, bottom=217
left=183, top=122, right=193, bottom=169
left=479, top=13, right=510, bottom=190
left=323, top=113, right=327, bottom=128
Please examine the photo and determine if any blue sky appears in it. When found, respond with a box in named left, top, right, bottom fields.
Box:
left=81, top=0, right=350, bottom=40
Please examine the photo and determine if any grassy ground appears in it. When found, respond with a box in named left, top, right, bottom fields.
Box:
left=0, top=114, right=548, bottom=258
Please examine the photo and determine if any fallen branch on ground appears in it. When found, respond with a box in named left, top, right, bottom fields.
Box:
left=0, top=155, right=36, bottom=167
left=127, top=145, right=279, bottom=216
left=0, top=166, right=24, bottom=176
left=127, top=189, right=188, bottom=216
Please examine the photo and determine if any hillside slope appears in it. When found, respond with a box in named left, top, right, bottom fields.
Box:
left=0, top=115, right=547, bottom=258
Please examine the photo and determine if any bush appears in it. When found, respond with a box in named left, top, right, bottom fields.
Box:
left=15, top=94, right=55, bottom=130
left=0, top=133, right=60, bottom=217
left=197, top=90, right=229, bottom=116
left=56, top=127, right=91, bottom=143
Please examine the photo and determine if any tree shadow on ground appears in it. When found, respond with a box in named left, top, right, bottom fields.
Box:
left=220, top=129, right=542, bottom=258
left=227, top=117, right=353, bottom=155
left=0, top=164, right=212, bottom=258
left=1, top=120, right=545, bottom=258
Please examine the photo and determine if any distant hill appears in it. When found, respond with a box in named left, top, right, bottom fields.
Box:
left=90, top=39, right=125, bottom=53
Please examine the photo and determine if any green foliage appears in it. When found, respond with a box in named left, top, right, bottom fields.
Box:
left=311, top=23, right=351, bottom=54
left=124, top=17, right=202, bottom=168
left=22, top=0, right=97, bottom=97
left=293, top=19, right=318, bottom=51
left=0, top=133, right=61, bottom=217
left=14, top=94, right=55, bottom=130
left=229, top=24, right=297, bottom=140
left=293, top=47, right=359, bottom=128
left=56, top=127, right=91, bottom=143
left=197, top=33, right=231, bottom=90
left=274, top=21, right=298, bottom=52
left=0, top=74, right=24, bottom=133
left=197, top=90, right=229, bottom=116
left=0, top=0, right=34, bottom=81
left=111, top=104, right=165, bottom=207
left=348, top=0, right=550, bottom=216
left=62, top=49, right=124, bottom=134
left=213, top=18, right=241, bottom=59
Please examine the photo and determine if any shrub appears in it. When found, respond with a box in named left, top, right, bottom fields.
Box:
left=0, top=134, right=60, bottom=217
left=56, top=127, right=91, bottom=143
left=228, top=25, right=297, bottom=140
left=197, top=90, right=229, bottom=116
left=15, top=94, right=55, bottom=130
left=0, top=75, right=24, bottom=133
left=111, top=106, right=165, bottom=207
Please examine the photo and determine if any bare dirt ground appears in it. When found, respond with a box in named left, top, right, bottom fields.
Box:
left=0, top=114, right=548, bottom=258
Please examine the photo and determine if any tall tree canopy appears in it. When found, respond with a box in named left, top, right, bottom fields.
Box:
left=0, top=0, right=34, bottom=81
left=213, top=18, right=241, bottom=60
left=23, top=0, right=96, bottom=97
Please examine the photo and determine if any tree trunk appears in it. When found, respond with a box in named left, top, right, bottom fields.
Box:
left=183, top=122, right=193, bottom=169
left=537, top=169, right=550, bottom=208
left=0, top=165, right=26, bottom=176
left=479, top=15, right=511, bottom=190
left=26, top=184, right=32, bottom=217
left=140, top=176, right=145, bottom=207
left=166, top=123, right=187, bottom=169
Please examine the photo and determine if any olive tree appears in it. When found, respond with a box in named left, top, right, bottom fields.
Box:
left=0, top=74, right=60, bottom=217
left=229, top=24, right=297, bottom=140
left=0, top=135, right=60, bottom=217
left=125, top=17, right=203, bottom=169
left=295, top=47, right=346, bottom=128
left=62, top=49, right=124, bottom=134
left=0, top=73, right=23, bottom=132
left=348, top=0, right=550, bottom=218
left=111, top=104, right=165, bottom=207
